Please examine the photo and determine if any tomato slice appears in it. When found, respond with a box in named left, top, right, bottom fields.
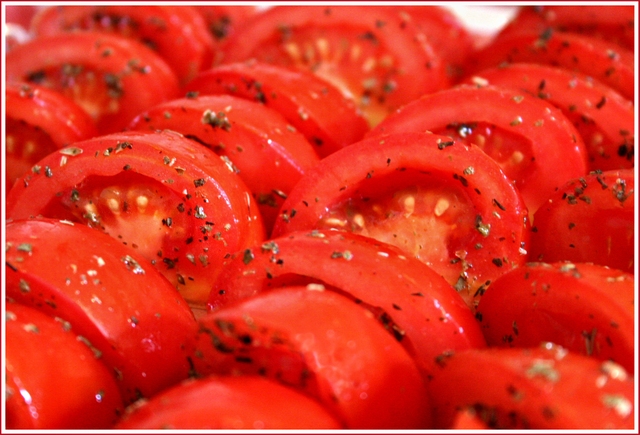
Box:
left=496, top=5, right=635, bottom=52
left=5, top=81, right=98, bottom=194
left=466, top=31, right=635, bottom=101
left=476, top=262, right=635, bottom=374
left=31, top=5, right=215, bottom=85
left=367, top=84, right=589, bottom=215
left=6, top=31, right=180, bottom=134
left=209, top=229, right=486, bottom=383
left=115, top=375, right=342, bottom=429
left=465, top=63, right=635, bottom=172
left=184, top=61, right=370, bottom=158
left=6, top=130, right=265, bottom=307
left=5, top=302, right=124, bottom=429
left=529, top=169, right=635, bottom=274
left=5, top=218, right=198, bottom=404
left=220, top=6, right=450, bottom=126
left=192, top=286, right=432, bottom=429
left=271, top=132, right=530, bottom=308
left=127, top=93, right=320, bottom=232
left=428, top=344, right=635, bottom=429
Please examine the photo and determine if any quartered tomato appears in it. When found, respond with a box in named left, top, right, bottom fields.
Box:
left=6, top=130, right=265, bottom=307
left=496, top=5, right=635, bottom=52
left=5, top=218, right=198, bottom=404
left=115, top=375, right=342, bottom=429
left=6, top=31, right=180, bottom=134
left=466, top=31, right=635, bottom=101
left=476, top=262, right=635, bottom=374
left=209, top=230, right=486, bottom=383
left=220, top=6, right=450, bottom=126
left=529, top=169, right=635, bottom=274
left=5, top=302, right=123, bottom=429
left=465, top=63, right=635, bottom=171
left=184, top=61, right=370, bottom=158
left=127, top=93, right=320, bottom=232
left=5, top=81, right=98, bottom=194
left=192, top=286, right=432, bottom=429
left=427, top=344, right=635, bottom=429
left=367, top=84, right=589, bottom=214
left=271, top=132, right=530, bottom=308
left=30, top=5, right=215, bottom=85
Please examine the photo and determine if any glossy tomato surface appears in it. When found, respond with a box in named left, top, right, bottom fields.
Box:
left=428, top=344, right=635, bottom=429
left=31, top=5, right=215, bottom=85
left=5, top=218, right=198, bottom=404
left=476, top=262, right=635, bottom=374
left=272, top=132, right=530, bottom=308
left=5, top=302, right=123, bottom=429
left=127, top=93, right=320, bottom=232
left=6, top=130, right=265, bottom=307
left=209, top=229, right=486, bottom=383
left=221, top=6, right=450, bottom=126
left=115, top=375, right=342, bottom=429
left=464, top=63, right=635, bottom=172
left=5, top=81, right=98, bottom=193
left=6, top=31, right=180, bottom=134
left=529, top=169, right=635, bottom=274
left=184, top=61, right=370, bottom=158
left=368, top=84, right=589, bottom=214
left=193, top=286, right=432, bottom=429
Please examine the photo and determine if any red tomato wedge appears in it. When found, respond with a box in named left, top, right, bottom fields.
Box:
left=184, top=61, right=370, bottom=158
left=115, top=375, right=342, bottom=429
left=220, top=6, right=450, bottom=126
left=529, top=169, right=635, bottom=274
left=476, top=262, right=635, bottom=374
left=127, top=93, right=320, bottom=232
left=5, top=302, right=124, bottom=429
left=31, top=5, right=215, bottom=85
left=5, top=81, right=98, bottom=194
left=5, top=218, right=198, bottom=404
left=464, top=63, right=635, bottom=172
left=466, top=31, right=634, bottom=101
left=192, top=286, right=432, bottom=429
left=209, top=230, right=486, bottom=383
left=6, top=130, right=265, bottom=307
left=271, top=132, right=530, bottom=308
left=6, top=31, right=180, bottom=134
left=496, top=5, right=635, bottom=52
left=428, top=344, right=635, bottom=429
left=367, top=84, right=589, bottom=214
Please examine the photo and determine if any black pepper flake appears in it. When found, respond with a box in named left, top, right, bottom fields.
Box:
left=492, top=258, right=504, bottom=267
left=595, top=96, right=607, bottom=109
left=194, top=178, right=206, bottom=188
left=438, top=140, right=455, bottom=150
left=243, top=249, right=254, bottom=265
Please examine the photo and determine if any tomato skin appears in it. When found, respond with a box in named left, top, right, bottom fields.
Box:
left=367, top=84, right=589, bottom=215
left=5, top=81, right=98, bottom=194
left=5, top=218, right=198, bottom=404
left=428, top=344, right=635, bottom=429
left=209, top=229, right=486, bottom=383
left=220, top=6, right=450, bottom=126
left=6, top=130, right=265, bottom=309
left=271, top=132, right=530, bottom=308
left=5, top=302, right=124, bottom=429
left=184, top=61, right=370, bottom=158
left=31, top=5, right=215, bottom=85
left=127, top=93, right=320, bottom=232
left=464, top=63, right=634, bottom=172
left=476, top=262, right=634, bottom=374
left=192, top=286, right=432, bottom=429
left=6, top=31, right=180, bottom=134
left=466, top=31, right=634, bottom=101
left=529, top=169, right=635, bottom=274
left=496, top=5, right=635, bottom=52
left=115, top=375, right=343, bottom=429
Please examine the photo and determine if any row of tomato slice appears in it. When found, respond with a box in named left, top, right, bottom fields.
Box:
left=3, top=4, right=636, bottom=430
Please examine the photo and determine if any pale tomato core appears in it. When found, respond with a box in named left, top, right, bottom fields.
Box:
left=318, top=182, right=475, bottom=284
